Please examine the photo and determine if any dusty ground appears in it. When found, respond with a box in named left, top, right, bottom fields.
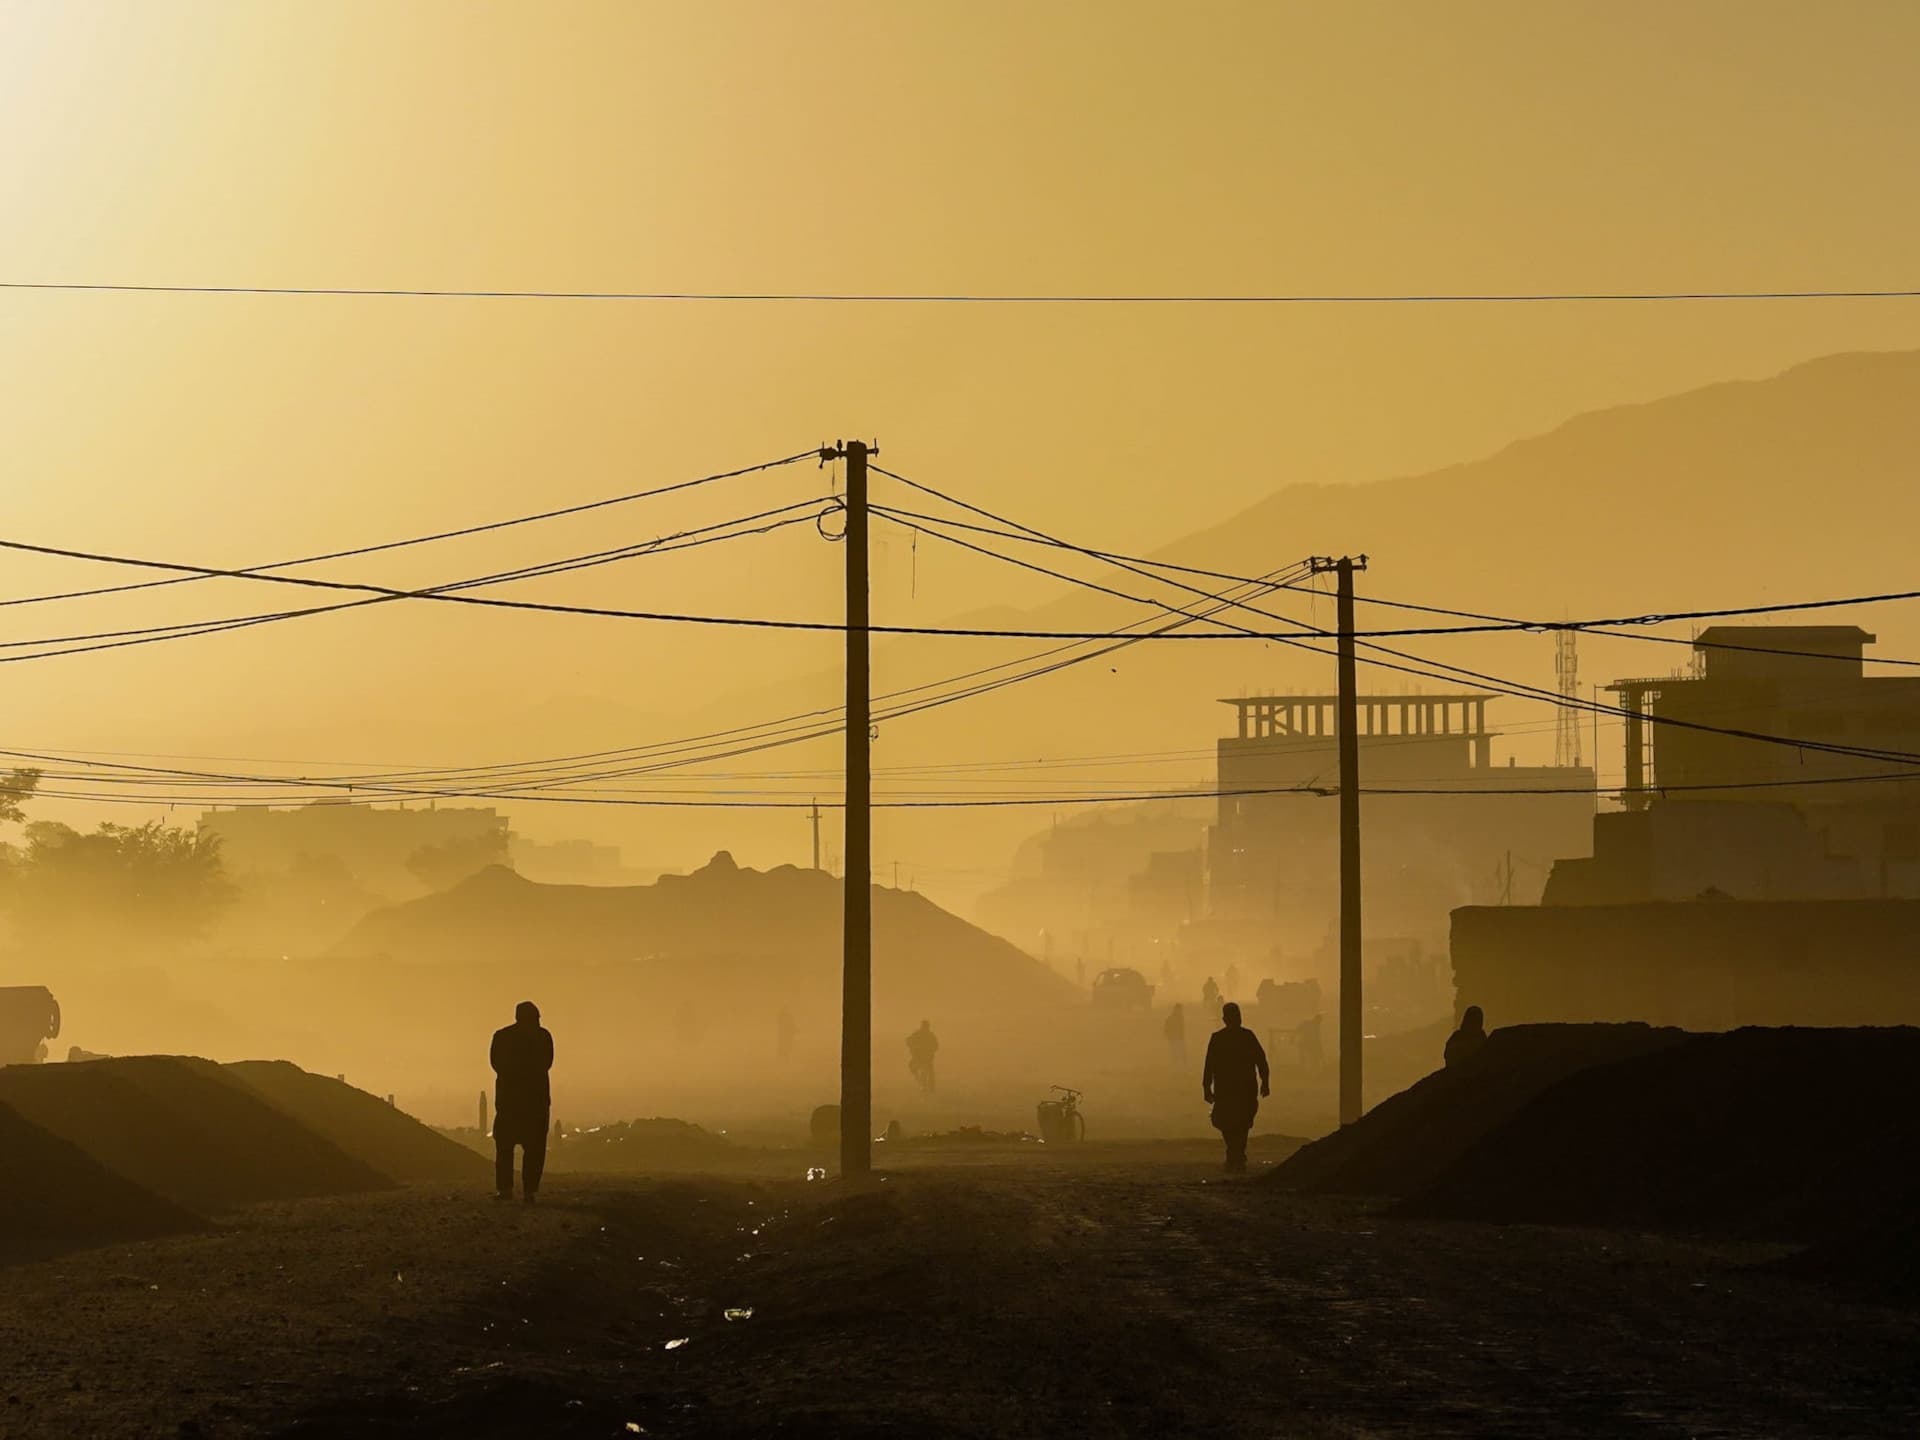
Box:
left=2, top=1142, right=1915, bottom=1438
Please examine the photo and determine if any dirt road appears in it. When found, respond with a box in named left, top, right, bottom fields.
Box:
left=3, top=1143, right=1914, bottom=1437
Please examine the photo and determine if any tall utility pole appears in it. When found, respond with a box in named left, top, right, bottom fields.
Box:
left=828, top=439, right=874, bottom=1177
left=808, top=797, right=823, bottom=871
left=1312, top=554, right=1369, bottom=1127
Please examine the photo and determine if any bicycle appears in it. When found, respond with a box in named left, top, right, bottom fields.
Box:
left=1035, top=1085, right=1086, bottom=1144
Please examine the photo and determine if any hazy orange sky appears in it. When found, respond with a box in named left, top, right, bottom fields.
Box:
left=3, top=2, right=1919, bottom=893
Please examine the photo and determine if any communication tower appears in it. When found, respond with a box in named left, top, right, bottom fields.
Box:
left=1554, top=631, right=1582, bottom=769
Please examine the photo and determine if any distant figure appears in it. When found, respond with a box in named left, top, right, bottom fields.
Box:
left=1164, top=1004, right=1188, bottom=1069
left=776, top=1007, right=796, bottom=1062
left=1201, top=976, right=1221, bottom=1015
left=1444, top=1005, right=1487, bottom=1069
left=907, top=1020, right=940, bottom=1094
left=1223, top=964, right=1241, bottom=1001
left=490, top=1000, right=554, bottom=1204
left=1203, top=1001, right=1270, bottom=1174
left=809, top=1103, right=840, bottom=1149
left=1295, top=1013, right=1324, bottom=1070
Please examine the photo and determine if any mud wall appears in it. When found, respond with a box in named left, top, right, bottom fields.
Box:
left=1450, top=899, right=1920, bottom=1030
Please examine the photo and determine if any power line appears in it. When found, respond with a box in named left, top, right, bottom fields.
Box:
left=0, top=449, right=817, bottom=610
left=872, top=478, right=1920, bottom=776
left=0, top=532, right=1333, bottom=643
left=871, top=507, right=1263, bottom=633
left=0, top=501, right=831, bottom=663
left=347, top=563, right=1315, bottom=797
left=2, top=566, right=1316, bottom=803
left=871, top=501, right=1920, bottom=670
left=25, top=769, right=1920, bottom=812
left=5, top=281, right=1918, bottom=304
left=6, top=522, right=1920, bottom=645
left=875, top=476, right=1920, bottom=650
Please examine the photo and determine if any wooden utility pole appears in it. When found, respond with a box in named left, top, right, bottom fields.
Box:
left=809, top=797, right=823, bottom=871
left=835, top=440, right=874, bottom=1176
left=1313, top=554, right=1368, bottom=1126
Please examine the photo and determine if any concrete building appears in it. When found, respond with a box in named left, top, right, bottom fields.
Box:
left=1455, top=625, right=1920, bottom=1028
left=1209, top=691, right=1594, bottom=974
left=199, top=801, right=510, bottom=898
left=974, top=802, right=1212, bottom=974
left=1547, top=626, right=1920, bottom=902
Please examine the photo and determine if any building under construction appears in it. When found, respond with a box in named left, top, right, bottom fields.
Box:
left=1549, top=625, right=1920, bottom=902
left=1207, top=689, right=1595, bottom=1007
left=1454, top=625, right=1920, bottom=1028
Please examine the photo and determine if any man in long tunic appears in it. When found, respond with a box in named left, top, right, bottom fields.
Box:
left=907, top=1020, right=939, bottom=1094
left=490, top=1000, right=554, bottom=1203
left=1202, top=1001, right=1270, bottom=1173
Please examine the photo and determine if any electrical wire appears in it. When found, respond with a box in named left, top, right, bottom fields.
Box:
left=873, top=468, right=1920, bottom=650
left=6, top=521, right=1920, bottom=646
left=0, top=566, right=1316, bottom=803
left=0, top=449, right=817, bottom=611
left=24, top=768, right=1920, bottom=813
left=0, top=504, right=831, bottom=665
left=872, top=466, right=1920, bottom=773
left=6, top=281, right=1918, bottom=304
left=869, top=500, right=1920, bottom=671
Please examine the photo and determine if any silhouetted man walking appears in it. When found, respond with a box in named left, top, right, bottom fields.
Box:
left=1203, top=1001, right=1269, bottom=1174
left=490, top=1000, right=554, bottom=1204
left=907, top=1020, right=939, bottom=1095
left=1164, top=1003, right=1188, bottom=1069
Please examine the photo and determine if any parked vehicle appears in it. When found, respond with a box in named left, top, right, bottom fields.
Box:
left=0, top=986, right=60, bottom=1065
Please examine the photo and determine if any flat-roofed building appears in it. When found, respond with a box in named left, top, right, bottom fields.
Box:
left=1210, top=691, right=1594, bottom=983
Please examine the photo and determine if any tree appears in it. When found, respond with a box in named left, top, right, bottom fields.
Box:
left=0, top=767, right=39, bottom=826
left=1, top=819, right=233, bottom=955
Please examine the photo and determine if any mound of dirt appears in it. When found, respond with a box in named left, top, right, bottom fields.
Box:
left=0, top=1056, right=393, bottom=1213
left=893, top=1126, right=1039, bottom=1146
left=1271, top=1023, right=1688, bottom=1197
left=339, top=855, right=1077, bottom=1019
left=0, top=1099, right=206, bottom=1265
left=1777, top=1216, right=1920, bottom=1305
left=224, top=1060, right=489, bottom=1184
left=549, top=1116, right=733, bottom=1171
left=1408, top=1027, right=1920, bottom=1241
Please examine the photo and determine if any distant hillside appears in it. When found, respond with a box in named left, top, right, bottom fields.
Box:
left=1147, top=348, right=1920, bottom=637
